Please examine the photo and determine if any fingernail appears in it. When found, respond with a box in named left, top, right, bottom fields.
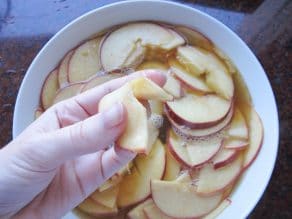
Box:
left=104, top=103, right=125, bottom=128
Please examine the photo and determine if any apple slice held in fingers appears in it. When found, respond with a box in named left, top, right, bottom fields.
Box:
left=166, top=93, right=232, bottom=129
left=151, top=180, right=222, bottom=219
left=166, top=105, right=234, bottom=137
left=77, top=198, right=118, bottom=217
left=117, top=140, right=166, bottom=208
left=58, top=50, right=73, bottom=88
left=242, top=107, right=264, bottom=169
left=197, top=153, right=243, bottom=195
left=41, top=69, right=59, bottom=109
left=53, top=82, right=84, bottom=104
left=167, top=129, right=222, bottom=168
left=68, top=37, right=102, bottom=83
left=100, top=22, right=185, bottom=71
left=81, top=73, right=123, bottom=92
left=177, top=46, right=234, bottom=100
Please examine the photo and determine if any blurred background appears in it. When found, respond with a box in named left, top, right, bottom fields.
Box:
left=0, top=0, right=291, bottom=218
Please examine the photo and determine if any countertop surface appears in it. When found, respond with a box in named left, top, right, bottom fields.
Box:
left=0, top=0, right=291, bottom=218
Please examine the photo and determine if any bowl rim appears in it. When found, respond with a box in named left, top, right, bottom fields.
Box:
left=13, top=0, right=279, bottom=218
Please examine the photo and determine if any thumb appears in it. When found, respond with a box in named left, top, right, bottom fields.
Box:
left=40, top=103, right=127, bottom=167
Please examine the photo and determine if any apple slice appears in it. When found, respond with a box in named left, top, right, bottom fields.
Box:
left=166, top=93, right=232, bottom=129
left=53, top=82, right=83, bottom=104
left=176, top=26, right=214, bottom=51
left=127, top=198, right=153, bottom=219
left=143, top=201, right=173, bottom=219
left=169, top=58, right=211, bottom=93
left=81, top=73, right=123, bottom=92
left=149, top=100, right=164, bottom=115
left=41, top=69, right=59, bottom=109
left=151, top=180, right=222, bottom=218
left=99, top=84, right=148, bottom=153
left=223, top=137, right=248, bottom=150
left=98, top=176, right=122, bottom=192
left=91, top=185, right=119, bottom=209
left=226, top=108, right=248, bottom=140
left=163, top=73, right=182, bottom=98
left=163, top=144, right=181, bottom=181
left=100, top=22, right=185, bottom=71
left=212, top=147, right=239, bottom=169
left=137, top=61, right=168, bottom=71
left=130, top=77, right=173, bottom=102
left=34, top=108, right=43, bottom=120
left=168, top=129, right=222, bottom=168
left=197, top=154, right=243, bottom=195
left=78, top=198, right=118, bottom=217
left=117, top=140, right=165, bottom=208
left=166, top=105, right=234, bottom=137
left=177, top=46, right=234, bottom=100
left=213, top=46, right=237, bottom=74
left=242, top=107, right=264, bottom=169
left=58, top=50, right=73, bottom=88
left=203, top=198, right=231, bottom=219
left=68, top=37, right=102, bottom=83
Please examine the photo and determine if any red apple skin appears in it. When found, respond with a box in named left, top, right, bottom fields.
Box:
left=166, top=130, right=222, bottom=168
left=213, top=151, right=239, bottom=170
left=164, top=102, right=232, bottom=129
left=165, top=105, right=234, bottom=138
left=223, top=139, right=249, bottom=150
left=242, top=114, right=264, bottom=171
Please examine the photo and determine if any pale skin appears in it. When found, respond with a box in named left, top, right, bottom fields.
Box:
left=0, top=70, right=166, bottom=219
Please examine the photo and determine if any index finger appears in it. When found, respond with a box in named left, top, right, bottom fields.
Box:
left=73, top=69, right=166, bottom=115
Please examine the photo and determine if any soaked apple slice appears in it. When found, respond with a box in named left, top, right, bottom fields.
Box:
left=177, top=46, right=234, bottom=99
left=90, top=185, right=119, bottom=209
left=242, top=107, right=264, bottom=169
left=81, top=73, right=123, bottom=92
left=176, top=26, right=214, bottom=51
left=58, top=50, right=73, bottom=88
left=127, top=198, right=152, bottom=219
left=68, top=37, right=102, bottom=83
left=203, top=198, right=231, bottom=219
left=117, top=140, right=165, bottom=208
left=166, top=93, right=232, bottom=129
left=151, top=180, right=222, bottom=218
left=101, top=22, right=185, bottom=71
left=226, top=108, right=248, bottom=139
left=53, top=82, right=83, bottom=104
left=78, top=198, right=118, bottom=217
left=143, top=201, right=173, bottom=219
left=41, top=69, right=59, bottom=109
left=212, top=147, right=239, bottom=169
left=168, top=129, right=222, bottom=168
left=137, top=60, right=168, bottom=70
left=163, top=143, right=181, bottom=181
left=166, top=105, right=234, bottom=137
left=169, top=58, right=211, bottom=93
left=197, top=154, right=243, bottom=195
left=223, top=137, right=248, bottom=150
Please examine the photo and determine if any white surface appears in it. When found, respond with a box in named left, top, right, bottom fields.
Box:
left=13, top=1, right=279, bottom=219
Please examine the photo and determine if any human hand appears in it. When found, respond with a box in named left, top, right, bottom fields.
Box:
left=0, top=70, right=166, bottom=219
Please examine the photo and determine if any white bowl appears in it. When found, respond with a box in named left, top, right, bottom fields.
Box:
left=13, top=0, right=279, bottom=218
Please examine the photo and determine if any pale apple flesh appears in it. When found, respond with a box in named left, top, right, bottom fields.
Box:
left=166, top=105, right=234, bottom=137
left=58, top=50, right=73, bottom=88
left=117, top=140, right=166, bottom=208
left=53, top=83, right=84, bottom=104
left=202, top=199, right=231, bottom=219
left=90, top=185, right=119, bottom=209
left=151, top=180, right=223, bottom=218
left=127, top=198, right=153, bottom=219
left=163, top=144, right=181, bottom=181
left=212, top=147, right=239, bottom=169
left=68, top=37, right=102, bottom=83
left=41, top=69, right=59, bottom=109
left=226, top=108, right=248, bottom=139
left=100, top=22, right=185, bottom=71
left=78, top=198, right=118, bottom=217
left=166, top=93, right=232, bottom=129
left=143, top=201, right=173, bottom=219
left=168, top=129, right=222, bottom=168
